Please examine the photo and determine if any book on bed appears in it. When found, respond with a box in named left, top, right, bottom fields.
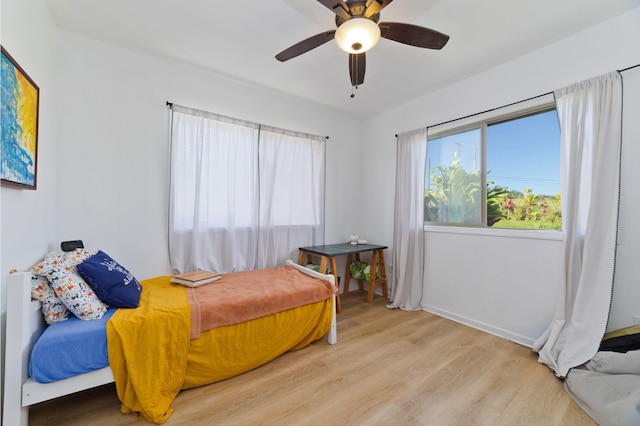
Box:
left=170, top=270, right=221, bottom=287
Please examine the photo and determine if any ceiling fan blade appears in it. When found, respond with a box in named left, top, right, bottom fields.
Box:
left=363, top=0, right=394, bottom=19
left=379, top=22, right=449, bottom=49
left=316, top=0, right=351, bottom=20
left=349, top=53, right=366, bottom=86
left=275, top=30, right=336, bottom=62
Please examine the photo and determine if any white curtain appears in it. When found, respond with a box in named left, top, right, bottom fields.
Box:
left=169, top=105, right=325, bottom=274
left=256, top=125, right=326, bottom=269
left=534, top=71, right=623, bottom=378
left=388, top=128, right=427, bottom=311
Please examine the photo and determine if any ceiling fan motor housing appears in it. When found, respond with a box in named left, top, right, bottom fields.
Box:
left=335, top=1, right=380, bottom=27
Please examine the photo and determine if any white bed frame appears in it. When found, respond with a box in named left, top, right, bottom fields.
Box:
left=2, top=260, right=337, bottom=426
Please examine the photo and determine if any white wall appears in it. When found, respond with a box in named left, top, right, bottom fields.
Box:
left=53, top=31, right=363, bottom=281
left=0, top=0, right=60, bottom=417
left=361, top=8, right=640, bottom=346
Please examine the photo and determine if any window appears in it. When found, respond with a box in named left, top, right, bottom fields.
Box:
left=168, top=105, right=325, bottom=273
left=425, top=128, right=482, bottom=224
left=425, top=106, right=561, bottom=229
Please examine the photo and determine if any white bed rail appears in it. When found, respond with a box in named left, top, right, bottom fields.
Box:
left=285, top=260, right=337, bottom=345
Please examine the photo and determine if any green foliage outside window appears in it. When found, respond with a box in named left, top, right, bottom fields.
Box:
left=425, top=158, right=481, bottom=224
left=494, top=188, right=561, bottom=229
left=425, top=160, right=561, bottom=229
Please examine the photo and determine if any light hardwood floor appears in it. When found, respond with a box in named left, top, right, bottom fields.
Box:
left=29, top=291, right=595, bottom=425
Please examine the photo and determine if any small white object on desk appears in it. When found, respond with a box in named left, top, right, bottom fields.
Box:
left=357, top=239, right=367, bottom=244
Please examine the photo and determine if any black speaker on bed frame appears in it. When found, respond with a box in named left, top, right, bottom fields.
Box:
left=60, top=240, right=84, bottom=252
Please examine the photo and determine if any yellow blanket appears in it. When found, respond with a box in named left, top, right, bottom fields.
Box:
left=106, top=273, right=335, bottom=424
left=183, top=298, right=334, bottom=389
left=107, top=276, right=190, bottom=424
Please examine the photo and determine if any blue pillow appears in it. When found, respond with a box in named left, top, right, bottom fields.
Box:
left=77, top=250, right=142, bottom=308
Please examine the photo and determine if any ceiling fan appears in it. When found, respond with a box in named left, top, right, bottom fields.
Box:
left=275, top=0, right=449, bottom=93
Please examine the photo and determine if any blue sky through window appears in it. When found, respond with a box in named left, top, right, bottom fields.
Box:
left=487, top=110, right=560, bottom=197
left=426, top=109, right=560, bottom=197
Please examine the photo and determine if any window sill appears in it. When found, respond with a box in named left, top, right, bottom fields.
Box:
left=424, top=225, right=562, bottom=241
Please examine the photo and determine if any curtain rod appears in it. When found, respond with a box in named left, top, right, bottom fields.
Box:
left=394, top=63, right=640, bottom=138
left=394, top=91, right=552, bottom=138
left=165, top=101, right=328, bottom=139
left=619, top=63, right=640, bottom=73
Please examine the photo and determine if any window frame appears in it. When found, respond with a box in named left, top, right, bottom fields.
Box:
left=425, top=95, right=559, bottom=231
left=426, top=123, right=487, bottom=227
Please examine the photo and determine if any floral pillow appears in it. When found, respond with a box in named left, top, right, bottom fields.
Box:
left=9, top=267, right=71, bottom=324
left=35, top=250, right=107, bottom=320
left=30, top=273, right=70, bottom=324
left=32, top=251, right=65, bottom=278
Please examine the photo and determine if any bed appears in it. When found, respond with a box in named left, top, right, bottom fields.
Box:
left=3, top=260, right=337, bottom=425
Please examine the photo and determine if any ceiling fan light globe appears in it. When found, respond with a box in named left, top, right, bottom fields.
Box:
left=335, top=18, right=381, bottom=54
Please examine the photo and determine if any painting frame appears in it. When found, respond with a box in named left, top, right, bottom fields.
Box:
left=1, top=45, right=40, bottom=190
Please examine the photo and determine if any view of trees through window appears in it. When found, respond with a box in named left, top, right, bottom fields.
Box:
left=425, top=109, right=561, bottom=229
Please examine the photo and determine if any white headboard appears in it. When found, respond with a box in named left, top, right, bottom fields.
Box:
left=3, top=272, right=41, bottom=426
left=2, top=272, right=115, bottom=426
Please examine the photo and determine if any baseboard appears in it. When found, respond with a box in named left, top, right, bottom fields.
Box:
left=420, top=303, right=535, bottom=348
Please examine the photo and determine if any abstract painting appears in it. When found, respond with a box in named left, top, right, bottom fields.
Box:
left=1, top=46, right=39, bottom=189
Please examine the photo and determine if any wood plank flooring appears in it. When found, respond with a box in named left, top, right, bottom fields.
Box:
left=28, top=291, right=595, bottom=425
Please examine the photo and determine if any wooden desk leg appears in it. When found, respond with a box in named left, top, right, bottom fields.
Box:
left=330, top=257, right=338, bottom=280
left=319, top=256, right=327, bottom=276
left=329, top=257, right=341, bottom=314
left=367, top=251, right=379, bottom=304
left=355, top=253, right=364, bottom=291
left=343, top=254, right=353, bottom=296
left=298, top=251, right=340, bottom=313
left=378, top=250, right=388, bottom=299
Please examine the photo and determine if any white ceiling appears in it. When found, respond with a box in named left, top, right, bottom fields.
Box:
left=43, top=0, right=639, bottom=119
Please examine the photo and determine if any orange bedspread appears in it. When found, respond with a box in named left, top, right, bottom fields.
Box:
left=187, top=264, right=337, bottom=338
